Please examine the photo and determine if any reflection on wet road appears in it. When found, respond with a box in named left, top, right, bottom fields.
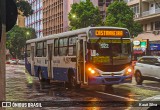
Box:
left=5, top=64, right=160, bottom=110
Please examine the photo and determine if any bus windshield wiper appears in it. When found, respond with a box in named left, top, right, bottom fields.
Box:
left=95, top=38, right=101, bottom=44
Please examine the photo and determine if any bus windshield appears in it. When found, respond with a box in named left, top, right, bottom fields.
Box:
left=88, top=39, right=131, bottom=65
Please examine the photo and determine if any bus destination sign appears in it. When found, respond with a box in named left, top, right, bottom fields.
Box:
left=95, top=30, right=123, bottom=37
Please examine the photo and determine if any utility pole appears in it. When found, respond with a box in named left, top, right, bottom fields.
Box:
left=0, top=0, right=6, bottom=104
left=0, top=0, right=17, bottom=106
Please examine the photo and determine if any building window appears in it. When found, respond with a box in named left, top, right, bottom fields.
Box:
left=150, top=4, right=154, bottom=7
left=155, top=21, right=160, bottom=30
left=131, top=4, right=139, bottom=14
left=155, top=3, right=160, bottom=9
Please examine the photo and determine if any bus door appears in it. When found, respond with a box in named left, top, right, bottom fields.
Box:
left=31, top=43, right=35, bottom=76
left=77, top=35, right=88, bottom=84
left=47, top=40, right=53, bottom=79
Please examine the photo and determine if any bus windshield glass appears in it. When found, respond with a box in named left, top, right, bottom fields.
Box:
left=88, top=38, right=131, bottom=65
left=88, top=39, right=131, bottom=65
left=88, top=28, right=131, bottom=65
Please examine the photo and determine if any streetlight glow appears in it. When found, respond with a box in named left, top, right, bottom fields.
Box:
left=26, top=31, right=30, bottom=35
left=72, top=14, right=76, bottom=18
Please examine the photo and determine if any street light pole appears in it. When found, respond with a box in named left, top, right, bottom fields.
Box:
left=142, top=39, right=150, bottom=55
left=0, top=0, right=6, bottom=103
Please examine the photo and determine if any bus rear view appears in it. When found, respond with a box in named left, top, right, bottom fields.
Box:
left=86, top=28, right=133, bottom=87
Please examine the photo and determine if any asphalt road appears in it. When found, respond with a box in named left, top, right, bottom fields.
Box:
left=5, top=64, right=160, bottom=110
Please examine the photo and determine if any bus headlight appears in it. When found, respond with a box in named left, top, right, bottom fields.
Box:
left=88, top=67, right=100, bottom=76
left=124, top=67, right=133, bottom=76
left=127, top=68, right=132, bottom=73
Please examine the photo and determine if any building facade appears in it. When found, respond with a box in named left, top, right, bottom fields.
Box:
left=43, top=0, right=113, bottom=36
left=25, top=0, right=43, bottom=38
left=125, top=0, right=160, bottom=56
left=126, top=0, right=160, bottom=34
left=25, top=0, right=113, bottom=37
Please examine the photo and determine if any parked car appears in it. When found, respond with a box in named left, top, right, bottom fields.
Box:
left=18, top=60, right=25, bottom=65
left=134, top=56, right=160, bottom=85
left=6, top=60, right=10, bottom=64
left=9, top=58, right=18, bottom=64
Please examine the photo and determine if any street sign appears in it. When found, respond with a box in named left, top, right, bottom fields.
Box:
left=140, top=41, right=147, bottom=48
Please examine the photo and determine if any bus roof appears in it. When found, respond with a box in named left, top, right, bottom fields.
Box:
left=26, top=26, right=129, bottom=43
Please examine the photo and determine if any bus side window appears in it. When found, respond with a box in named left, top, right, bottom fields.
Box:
left=68, top=36, right=76, bottom=56
left=54, top=39, right=58, bottom=56
left=59, top=38, right=68, bottom=56
left=36, top=42, right=43, bottom=57
left=26, top=44, right=31, bottom=57
left=43, top=41, right=47, bottom=57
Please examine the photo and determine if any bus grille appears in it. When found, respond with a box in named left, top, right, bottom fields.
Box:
left=105, top=78, right=120, bottom=82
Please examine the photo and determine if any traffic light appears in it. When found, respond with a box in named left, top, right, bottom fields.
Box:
left=0, top=0, right=18, bottom=42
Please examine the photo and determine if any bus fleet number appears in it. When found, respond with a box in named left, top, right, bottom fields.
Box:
left=100, top=43, right=109, bottom=48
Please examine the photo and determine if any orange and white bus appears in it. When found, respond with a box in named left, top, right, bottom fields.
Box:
left=25, top=26, right=133, bottom=89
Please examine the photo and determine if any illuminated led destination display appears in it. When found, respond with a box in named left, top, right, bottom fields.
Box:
left=95, top=30, right=123, bottom=37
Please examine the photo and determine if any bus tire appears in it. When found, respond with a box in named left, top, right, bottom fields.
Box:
left=68, top=75, right=76, bottom=89
left=38, top=68, right=45, bottom=82
left=135, top=71, right=143, bottom=85
left=64, top=82, right=70, bottom=89
left=46, top=79, right=50, bottom=84
left=67, top=69, right=81, bottom=89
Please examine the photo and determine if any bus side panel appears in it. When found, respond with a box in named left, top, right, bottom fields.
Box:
left=53, top=67, right=69, bottom=81
left=25, top=54, right=32, bottom=75
left=25, top=60, right=31, bottom=75
left=88, top=76, right=132, bottom=85
left=34, top=65, right=48, bottom=79
left=34, top=66, right=39, bottom=77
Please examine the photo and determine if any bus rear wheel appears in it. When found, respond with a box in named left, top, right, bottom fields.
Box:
left=38, top=69, right=45, bottom=82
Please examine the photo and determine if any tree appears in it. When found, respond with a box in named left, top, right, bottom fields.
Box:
left=6, top=25, right=36, bottom=59
left=16, top=0, right=33, bottom=17
left=68, top=0, right=102, bottom=30
left=105, top=0, right=143, bottom=36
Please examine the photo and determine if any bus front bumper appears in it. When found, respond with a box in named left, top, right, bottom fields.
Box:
left=88, top=75, right=132, bottom=85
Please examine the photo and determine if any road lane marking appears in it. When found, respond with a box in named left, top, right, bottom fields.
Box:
left=125, top=83, right=160, bottom=90
left=136, top=85, right=160, bottom=90
left=96, top=91, right=138, bottom=101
